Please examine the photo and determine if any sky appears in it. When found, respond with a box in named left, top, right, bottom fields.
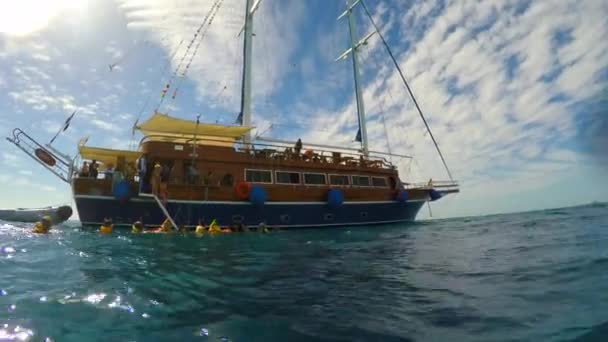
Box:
left=0, top=0, right=607, bottom=219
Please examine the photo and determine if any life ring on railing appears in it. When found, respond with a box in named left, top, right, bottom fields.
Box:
left=235, top=181, right=251, bottom=200
left=35, top=148, right=56, bottom=167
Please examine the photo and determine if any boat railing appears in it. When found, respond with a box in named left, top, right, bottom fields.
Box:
left=139, top=134, right=397, bottom=170
left=5, top=128, right=72, bottom=183
left=234, top=140, right=396, bottom=170
left=405, top=180, right=460, bottom=193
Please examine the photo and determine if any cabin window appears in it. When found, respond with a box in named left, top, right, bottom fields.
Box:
left=372, top=177, right=388, bottom=187
left=275, top=171, right=300, bottom=184
left=245, top=169, right=272, bottom=183
left=304, top=173, right=326, bottom=185
left=329, top=174, right=350, bottom=186
left=352, top=176, right=371, bottom=186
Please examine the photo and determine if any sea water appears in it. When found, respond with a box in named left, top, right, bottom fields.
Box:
left=1, top=203, right=607, bottom=341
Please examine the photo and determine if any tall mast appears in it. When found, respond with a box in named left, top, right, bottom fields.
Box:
left=240, top=0, right=255, bottom=146
left=336, top=0, right=373, bottom=157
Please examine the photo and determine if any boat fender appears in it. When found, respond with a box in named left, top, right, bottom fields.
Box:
left=235, top=181, right=251, bottom=200
left=35, top=148, right=56, bottom=167
left=395, top=190, right=408, bottom=203
left=327, top=188, right=344, bottom=207
left=429, top=189, right=442, bottom=201
left=112, top=180, right=131, bottom=201
left=249, top=186, right=267, bottom=206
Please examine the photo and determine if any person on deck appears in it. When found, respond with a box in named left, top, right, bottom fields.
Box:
left=79, top=162, right=89, bottom=177
left=294, top=138, right=302, bottom=156
left=137, top=153, right=148, bottom=193
left=89, top=160, right=99, bottom=179
left=100, top=218, right=113, bottom=234
left=151, top=162, right=161, bottom=196
left=160, top=163, right=171, bottom=202
left=32, top=216, right=52, bottom=234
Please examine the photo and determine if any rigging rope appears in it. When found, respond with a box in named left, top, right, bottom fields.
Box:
left=129, top=40, right=185, bottom=149
left=156, top=0, right=223, bottom=111
left=170, top=0, right=224, bottom=104
left=359, top=0, right=454, bottom=181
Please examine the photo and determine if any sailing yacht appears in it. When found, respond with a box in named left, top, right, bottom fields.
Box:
left=7, top=0, right=459, bottom=228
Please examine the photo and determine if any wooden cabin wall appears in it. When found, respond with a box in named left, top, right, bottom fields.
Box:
left=72, top=141, right=430, bottom=202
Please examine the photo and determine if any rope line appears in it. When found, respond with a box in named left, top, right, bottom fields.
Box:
left=156, top=0, right=223, bottom=111
left=170, top=0, right=224, bottom=104
left=360, top=0, right=454, bottom=181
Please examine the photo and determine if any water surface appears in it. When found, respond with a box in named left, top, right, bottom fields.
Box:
left=1, top=203, right=607, bottom=341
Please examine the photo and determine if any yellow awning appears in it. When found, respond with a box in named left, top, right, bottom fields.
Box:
left=78, top=146, right=141, bottom=167
left=136, top=112, right=253, bottom=141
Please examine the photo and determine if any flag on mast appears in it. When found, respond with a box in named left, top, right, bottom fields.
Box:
left=49, top=111, right=77, bottom=145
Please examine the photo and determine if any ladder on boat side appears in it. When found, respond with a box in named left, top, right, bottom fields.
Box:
left=152, top=194, right=178, bottom=230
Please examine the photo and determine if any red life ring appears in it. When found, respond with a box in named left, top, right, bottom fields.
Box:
left=235, top=181, right=251, bottom=200
left=35, top=148, right=56, bottom=167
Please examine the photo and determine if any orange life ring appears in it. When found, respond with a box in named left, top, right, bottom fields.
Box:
left=235, top=181, right=250, bottom=200
left=35, top=148, right=56, bottom=167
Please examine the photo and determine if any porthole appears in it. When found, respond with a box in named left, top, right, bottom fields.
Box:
left=280, top=214, right=291, bottom=223
left=360, top=212, right=369, bottom=219
left=324, top=213, right=334, bottom=221
left=232, top=215, right=244, bottom=224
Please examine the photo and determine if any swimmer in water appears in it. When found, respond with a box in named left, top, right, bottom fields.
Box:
left=33, top=216, right=52, bottom=234
left=100, top=218, right=113, bottom=234
left=131, top=221, right=144, bottom=233
left=158, top=219, right=173, bottom=233
left=208, top=219, right=221, bottom=234
left=258, top=222, right=269, bottom=233
left=195, top=220, right=206, bottom=234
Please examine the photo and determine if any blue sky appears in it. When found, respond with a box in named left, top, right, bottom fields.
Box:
left=0, top=0, right=607, bottom=219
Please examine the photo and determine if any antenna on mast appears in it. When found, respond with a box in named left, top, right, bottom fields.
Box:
left=335, top=0, right=374, bottom=157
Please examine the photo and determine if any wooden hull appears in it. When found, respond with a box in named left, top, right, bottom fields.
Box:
left=74, top=195, right=426, bottom=228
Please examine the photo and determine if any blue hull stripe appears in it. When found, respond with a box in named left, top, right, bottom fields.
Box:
left=74, top=195, right=425, bottom=228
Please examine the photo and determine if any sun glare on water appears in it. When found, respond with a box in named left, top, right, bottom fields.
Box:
left=0, top=0, right=87, bottom=36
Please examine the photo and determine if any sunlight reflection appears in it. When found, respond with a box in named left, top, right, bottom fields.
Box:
left=0, top=0, right=89, bottom=36
left=0, top=324, right=33, bottom=341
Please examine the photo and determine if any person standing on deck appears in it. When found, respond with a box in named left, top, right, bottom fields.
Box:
left=89, top=160, right=99, bottom=179
left=137, top=153, right=148, bottom=193
left=160, top=163, right=171, bottom=203
left=294, top=138, right=303, bottom=156
left=151, top=162, right=161, bottom=196
left=79, top=162, right=89, bottom=177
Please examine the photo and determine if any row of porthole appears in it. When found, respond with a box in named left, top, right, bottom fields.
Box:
left=229, top=212, right=369, bottom=224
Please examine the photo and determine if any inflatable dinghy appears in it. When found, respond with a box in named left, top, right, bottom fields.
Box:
left=0, top=205, right=72, bottom=224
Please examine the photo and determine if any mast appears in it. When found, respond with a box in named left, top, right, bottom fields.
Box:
left=239, top=0, right=255, bottom=147
left=336, top=0, right=373, bottom=157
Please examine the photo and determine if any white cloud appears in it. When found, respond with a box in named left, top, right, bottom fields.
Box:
left=41, top=185, right=57, bottom=192
left=91, top=118, right=119, bottom=131
left=14, top=177, right=30, bottom=186
left=282, top=0, right=607, bottom=215
left=116, top=0, right=307, bottom=116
